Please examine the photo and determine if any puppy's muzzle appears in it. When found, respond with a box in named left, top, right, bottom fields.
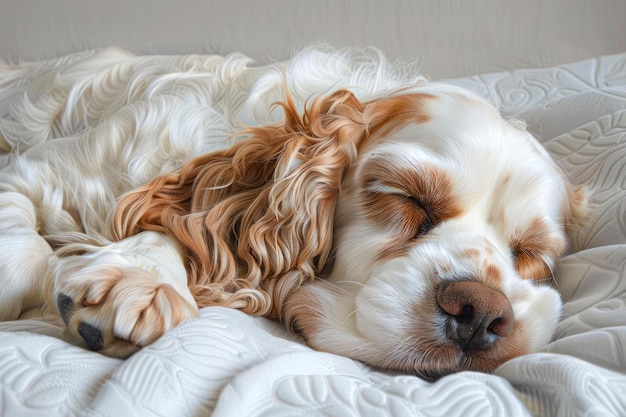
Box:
left=437, top=281, right=514, bottom=350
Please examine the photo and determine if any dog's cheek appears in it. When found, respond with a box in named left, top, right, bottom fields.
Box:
left=514, top=285, right=562, bottom=352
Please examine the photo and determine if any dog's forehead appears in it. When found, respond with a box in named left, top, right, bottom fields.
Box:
left=360, top=96, right=566, bottom=220
left=365, top=87, right=554, bottom=171
left=367, top=129, right=557, bottom=193
left=383, top=91, right=517, bottom=151
left=370, top=115, right=541, bottom=172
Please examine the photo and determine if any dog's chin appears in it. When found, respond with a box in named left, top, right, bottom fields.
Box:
left=284, top=276, right=562, bottom=378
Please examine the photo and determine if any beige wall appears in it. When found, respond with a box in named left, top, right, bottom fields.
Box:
left=1, top=0, right=625, bottom=79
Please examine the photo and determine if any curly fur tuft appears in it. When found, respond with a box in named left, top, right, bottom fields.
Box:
left=111, top=89, right=369, bottom=317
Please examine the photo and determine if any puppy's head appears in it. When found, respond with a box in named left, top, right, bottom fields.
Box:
left=283, top=84, right=586, bottom=378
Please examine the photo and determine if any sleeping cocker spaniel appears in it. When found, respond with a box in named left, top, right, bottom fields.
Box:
left=0, top=47, right=586, bottom=378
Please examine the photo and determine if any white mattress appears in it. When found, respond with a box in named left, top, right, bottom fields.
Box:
left=1, top=51, right=626, bottom=417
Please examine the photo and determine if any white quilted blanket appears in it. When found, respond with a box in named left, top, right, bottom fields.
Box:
left=1, top=51, right=626, bottom=417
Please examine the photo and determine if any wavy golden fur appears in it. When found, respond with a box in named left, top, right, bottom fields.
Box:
left=111, top=87, right=434, bottom=319
left=111, top=89, right=367, bottom=317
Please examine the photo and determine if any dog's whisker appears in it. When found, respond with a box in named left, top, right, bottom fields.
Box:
left=335, top=280, right=366, bottom=288
left=338, top=296, right=388, bottom=328
left=339, top=307, right=361, bottom=328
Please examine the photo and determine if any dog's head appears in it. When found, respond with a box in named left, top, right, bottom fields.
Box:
left=113, top=84, right=586, bottom=377
left=279, top=85, right=587, bottom=378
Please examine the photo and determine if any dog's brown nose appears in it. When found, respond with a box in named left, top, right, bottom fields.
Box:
left=437, top=281, right=514, bottom=350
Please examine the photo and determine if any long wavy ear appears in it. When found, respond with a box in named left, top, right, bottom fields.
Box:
left=111, top=88, right=369, bottom=317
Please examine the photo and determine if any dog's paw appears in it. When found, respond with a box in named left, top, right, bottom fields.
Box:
left=50, top=255, right=199, bottom=358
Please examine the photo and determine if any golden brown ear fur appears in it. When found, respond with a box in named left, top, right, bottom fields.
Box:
left=111, top=88, right=435, bottom=318
left=111, top=89, right=370, bottom=317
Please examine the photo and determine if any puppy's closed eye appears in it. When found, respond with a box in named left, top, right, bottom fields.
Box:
left=359, top=155, right=461, bottom=243
left=360, top=182, right=435, bottom=240
left=512, top=249, right=551, bottom=280
left=404, top=196, right=435, bottom=239
left=510, top=218, right=567, bottom=280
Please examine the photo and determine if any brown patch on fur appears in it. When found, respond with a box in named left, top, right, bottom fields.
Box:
left=482, top=263, right=503, bottom=287
left=511, top=218, right=566, bottom=280
left=360, top=160, right=463, bottom=261
left=363, top=93, right=435, bottom=139
left=516, top=254, right=553, bottom=281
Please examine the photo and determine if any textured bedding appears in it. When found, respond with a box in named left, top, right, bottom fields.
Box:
left=1, top=50, right=626, bottom=417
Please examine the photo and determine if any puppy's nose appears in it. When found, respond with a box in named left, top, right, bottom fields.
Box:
left=437, top=281, right=514, bottom=350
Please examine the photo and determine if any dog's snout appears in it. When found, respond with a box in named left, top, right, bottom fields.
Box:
left=437, top=281, right=514, bottom=350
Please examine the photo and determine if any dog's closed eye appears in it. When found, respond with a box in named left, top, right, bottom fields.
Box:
left=510, top=218, right=567, bottom=280
left=404, top=196, right=435, bottom=239
left=359, top=156, right=462, bottom=242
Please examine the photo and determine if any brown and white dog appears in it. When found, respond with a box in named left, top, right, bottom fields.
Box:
left=0, top=47, right=586, bottom=378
